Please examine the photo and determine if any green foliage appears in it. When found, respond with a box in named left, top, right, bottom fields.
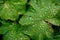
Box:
left=0, top=0, right=60, bottom=40
left=0, top=0, right=27, bottom=20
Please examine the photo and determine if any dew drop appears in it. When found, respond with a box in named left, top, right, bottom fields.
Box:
left=20, top=38, right=23, bottom=40
left=33, top=25, right=35, bottom=27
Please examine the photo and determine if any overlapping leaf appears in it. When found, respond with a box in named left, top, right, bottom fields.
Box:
left=21, top=21, right=53, bottom=40
left=0, top=0, right=60, bottom=40
left=20, top=0, right=60, bottom=25
left=0, top=0, right=27, bottom=21
left=0, top=21, right=30, bottom=40
left=19, top=7, right=54, bottom=40
left=19, top=0, right=60, bottom=40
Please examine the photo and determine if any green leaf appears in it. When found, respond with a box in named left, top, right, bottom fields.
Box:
left=47, top=18, right=60, bottom=26
left=3, top=32, right=30, bottom=40
left=7, top=0, right=27, bottom=13
left=0, top=2, right=19, bottom=20
left=19, top=1, right=55, bottom=39
left=20, top=0, right=60, bottom=26
left=19, top=6, right=41, bottom=25
left=0, top=21, right=30, bottom=40
left=0, top=0, right=27, bottom=20
left=6, top=0, right=27, bottom=5
left=19, top=16, right=41, bottom=25
left=21, top=20, right=53, bottom=40
left=0, top=0, right=60, bottom=40
left=29, top=0, right=60, bottom=20
left=0, top=21, right=19, bottom=34
left=3, top=23, right=29, bottom=40
left=47, top=11, right=60, bottom=26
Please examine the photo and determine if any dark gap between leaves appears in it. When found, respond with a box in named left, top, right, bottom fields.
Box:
left=0, top=18, right=3, bottom=26
left=44, top=20, right=60, bottom=35
left=23, top=33, right=32, bottom=40
left=55, top=3, right=58, bottom=5
left=25, top=0, right=30, bottom=11
left=16, top=14, right=23, bottom=24
left=26, top=4, right=30, bottom=11
left=0, top=34, right=3, bottom=40
left=0, top=18, right=3, bottom=21
left=0, top=14, right=23, bottom=24
left=27, top=0, right=30, bottom=2
left=52, top=25, right=60, bottom=35
left=0, top=17, right=14, bottom=23
left=6, top=19, right=14, bottom=23
left=0, top=22, right=2, bottom=26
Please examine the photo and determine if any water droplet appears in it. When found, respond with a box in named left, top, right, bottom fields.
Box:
left=33, top=25, right=35, bottom=27
left=20, top=38, right=23, bottom=40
